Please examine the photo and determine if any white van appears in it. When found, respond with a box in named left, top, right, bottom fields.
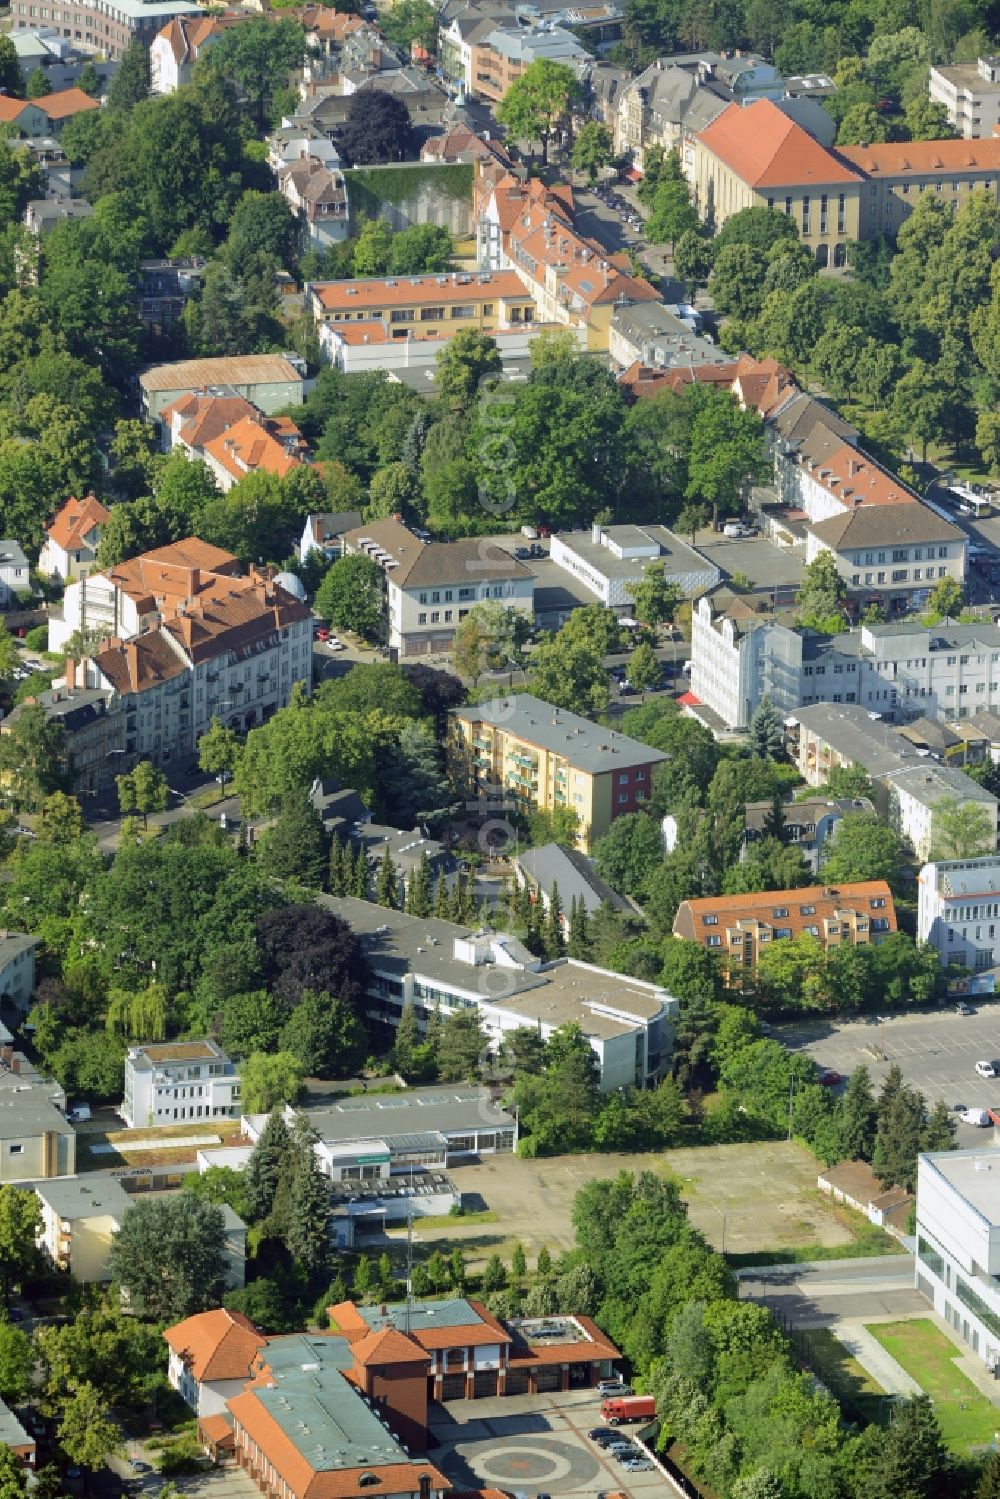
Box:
left=961, top=1108, right=991, bottom=1127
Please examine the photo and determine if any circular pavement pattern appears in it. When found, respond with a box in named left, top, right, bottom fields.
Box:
left=472, top=1437, right=599, bottom=1490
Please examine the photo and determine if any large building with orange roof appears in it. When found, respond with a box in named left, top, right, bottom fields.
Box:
left=39, top=494, right=111, bottom=582
left=0, top=86, right=99, bottom=138
left=164, top=1301, right=620, bottom=1499
left=693, top=99, right=862, bottom=264
left=835, top=136, right=1000, bottom=235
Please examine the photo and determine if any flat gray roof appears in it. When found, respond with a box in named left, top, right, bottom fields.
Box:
left=301, top=1086, right=514, bottom=1143
left=452, top=693, right=668, bottom=773
left=358, top=1297, right=489, bottom=1334
left=0, top=1089, right=73, bottom=1140
left=555, top=525, right=716, bottom=586
left=887, top=762, right=999, bottom=808
left=791, top=702, right=922, bottom=778
left=921, top=1148, right=1000, bottom=1224
left=32, top=1175, right=131, bottom=1221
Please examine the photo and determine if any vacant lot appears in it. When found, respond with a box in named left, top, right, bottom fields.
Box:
left=868, top=1319, right=1000, bottom=1452
left=400, top=1142, right=858, bottom=1268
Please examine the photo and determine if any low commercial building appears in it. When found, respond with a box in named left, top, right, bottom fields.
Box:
left=551, top=522, right=719, bottom=610
left=917, top=856, right=1000, bottom=971
left=929, top=55, right=1000, bottom=138
left=32, top=1175, right=133, bottom=1282
left=449, top=692, right=667, bottom=848
left=916, top=1148, right=1000, bottom=1369
left=121, top=1040, right=242, bottom=1130
left=343, top=517, right=534, bottom=659
left=310, top=269, right=539, bottom=348
left=0, top=1083, right=75, bottom=1183
left=139, top=353, right=306, bottom=420
left=884, top=762, right=1000, bottom=863
left=673, top=880, right=897, bottom=977
left=320, top=894, right=676, bottom=1091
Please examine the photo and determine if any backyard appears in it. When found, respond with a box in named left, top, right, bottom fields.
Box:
left=867, top=1319, right=1000, bottom=1453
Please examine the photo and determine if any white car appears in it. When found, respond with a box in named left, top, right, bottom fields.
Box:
left=961, top=1108, right=991, bottom=1126
left=975, top=1060, right=997, bottom=1079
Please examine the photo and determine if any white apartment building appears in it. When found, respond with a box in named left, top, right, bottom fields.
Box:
left=0, top=933, right=39, bottom=1011
left=121, top=1041, right=242, bottom=1130
left=916, top=1149, right=1000, bottom=1369
left=929, top=56, right=1000, bottom=138
left=885, top=763, right=1000, bottom=863
left=690, top=605, right=1000, bottom=732
left=321, top=895, right=678, bottom=1092
left=342, top=517, right=534, bottom=658
left=551, top=523, right=718, bottom=610
left=917, top=856, right=1000, bottom=971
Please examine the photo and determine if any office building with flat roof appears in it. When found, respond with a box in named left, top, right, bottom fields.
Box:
left=916, top=1149, right=1000, bottom=1369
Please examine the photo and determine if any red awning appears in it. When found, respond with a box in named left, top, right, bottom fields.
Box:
left=624, top=168, right=643, bottom=182
left=677, top=690, right=701, bottom=706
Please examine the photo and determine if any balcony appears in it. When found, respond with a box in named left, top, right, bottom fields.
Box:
left=507, top=751, right=538, bottom=769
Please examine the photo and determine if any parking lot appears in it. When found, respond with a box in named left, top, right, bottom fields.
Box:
left=430, top=1388, right=661, bottom=1499
left=783, top=1005, right=1000, bottom=1144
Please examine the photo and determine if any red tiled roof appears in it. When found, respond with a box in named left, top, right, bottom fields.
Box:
left=47, top=493, right=110, bottom=552
left=352, top=1327, right=430, bottom=1367
left=836, top=138, right=1000, bottom=177
left=163, top=1309, right=264, bottom=1383
left=697, top=100, right=861, bottom=188
left=203, top=416, right=301, bottom=483
left=37, top=87, right=101, bottom=121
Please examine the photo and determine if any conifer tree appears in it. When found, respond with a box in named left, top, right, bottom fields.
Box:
left=352, top=845, right=370, bottom=899
left=284, top=1118, right=330, bottom=1276
left=243, top=1109, right=291, bottom=1223
left=407, top=851, right=433, bottom=916
left=328, top=836, right=345, bottom=896
left=393, top=1000, right=420, bottom=1076
left=376, top=848, right=399, bottom=908
left=433, top=870, right=449, bottom=917
left=567, top=895, right=592, bottom=960
left=544, top=882, right=566, bottom=958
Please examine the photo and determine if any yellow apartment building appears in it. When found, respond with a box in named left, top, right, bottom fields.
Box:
left=448, top=693, right=667, bottom=850
left=692, top=98, right=863, bottom=266
left=836, top=140, right=1000, bottom=236
left=309, top=269, right=537, bottom=339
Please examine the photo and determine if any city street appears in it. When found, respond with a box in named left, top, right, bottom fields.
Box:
left=782, top=1006, right=1000, bottom=1144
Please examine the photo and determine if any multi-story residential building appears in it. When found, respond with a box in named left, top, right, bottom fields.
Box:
left=0, top=1082, right=76, bottom=1183
left=614, top=51, right=783, bottom=172
left=200, top=415, right=302, bottom=492
left=0, top=541, right=29, bottom=609
left=3, top=680, right=120, bottom=794
left=469, top=24, right=591, bottom=103
left=8, top=0, right=203, bottom=58
left=551, top=522, right=719, bottom=609
left=836, top=138, right=1000, bottom=236
left=608, top=299, right=730, bottom=373
left=150, top=11, right=245, bottom=91
left=121, top=1040, right=242, bottom=1130
left=692, top=99, right=863, bottom=265
left=917, top=855, right=1000, bottom=970
left=309, top=269, right=539, bottom=349
left=0, top=85, right=99, bottom=137
left=885, top=762, right=1000, bottom=862
left=929, top=56, right=1000, bottom=138
left=743, top=794, right=875, bottom=873
left=38, top=493, right=110, bottom=581
left=267, top=124, right=341, bottom=177
left=322, top=894, right=677, bottom=1092
left=806, top=501, right=966, bottom=613
left=32, top=1176, right=133, bottom=1282
left=787, top=701, right=927, bottom=786
left=139, top=353, right=306, bottom=421
left=916, top=1148, right=1000, bottom=1369
left=0, top=933, right=39, bottom=1011
left=342, top=517, right=534, bottom=658
left=138, top=257, right=206, bottom=328
left=278, top=153, right=349, bottom=249
left=439, top=9, right=517, bottom=93
left=673, top=880, right=897, bottom=975
left=449, top=692, right=667, bottom=848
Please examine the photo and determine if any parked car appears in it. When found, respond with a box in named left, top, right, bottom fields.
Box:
left=621, top=1459, right=654, bottom=1472
left=514, top=547, right=531, bottom=559
left=955, top=1001, right=974, bottom=1015
left=818, top=1070, right=842, bottom=1087
left=598, top=1378, right=626, bottom=1394
left=588, top=1428, right=617, bottom=1445
left=961, top=1107, right=991, bottom=1126
left=976, top=1060, right=997, bottom=1078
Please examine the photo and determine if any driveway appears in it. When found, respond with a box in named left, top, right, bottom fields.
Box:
left=736, top=1255, right=923, bottom=1329
left=430, top=1389, right=661, bottom=1499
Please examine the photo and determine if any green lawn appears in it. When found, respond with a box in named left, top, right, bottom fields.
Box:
left=796, top=1327, right=890, bottom=1427
left=867, top=1319, right=1000, bottom=1452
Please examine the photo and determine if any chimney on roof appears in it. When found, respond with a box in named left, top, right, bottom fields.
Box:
left=126, top=641, right=139, bottom=687
left=65, top=657, right=76, bottom=690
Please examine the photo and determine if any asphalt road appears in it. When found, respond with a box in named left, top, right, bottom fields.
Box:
left=736, top=1255, right=922, bottom=1328
left=782, top=1005, right=1000, bottom=1145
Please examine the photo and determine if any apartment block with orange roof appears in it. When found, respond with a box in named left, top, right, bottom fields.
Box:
left=39, top=494, right=111, bottom=582
left=836, top=137, right=1000, bottom=236
left=309, top=269, right=539, bottom=347
left=692, top=98, right=862, bottom=264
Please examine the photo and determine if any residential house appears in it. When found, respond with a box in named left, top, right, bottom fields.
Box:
left=929, top=56, right=1000, bottom=138
left=513, top=841, right=632, bottom=921
left=915, top=1148, right=1000, bottom=1370
left=0, top=933, right=39, bottom=1011
left=7, top=0, right=204, bottom=58
left=342, top=516, right=534, bottom=658
left=159, top=391, right=259, bottom=454
left=121, top=1040, right=242, bottom=1129
left=0, top=86, right=99, bottom=137
left=692, top=98, right=862, bottom=264
left=32, top=1175, right=133, bottom=1282
left=0, top=1083, right=76, bottom=1183
left=0, top=1400, right=34, bottom=1471
left=617, top=357, right=739, bottom=401
left=885, top=762, right=1000, bottom=862
left=0, top=541, right=29, bottom=608
left=279, top=153, right=349, bottom=248
left=2, top=681, right=122, bottom=794
left=421, top=126, right=513, bottom=167
left=449, top=691, right=667, bottom=847
left=298, top=511, right=364, bottom=566
left=150, top=11, right=246, bottom=91
left=267, top=124, right=342, bottom=177
left=551, top=521, right=719, bottom=610
left=917, top=855, right=1000, bottom=970
left=38, top=493, right=110, bottom=581
left=22, top=196, right=94, bottom=237
left=673, top=880, right=897, bottom=976
left=743, top=795, right=875, bottom=873
left=837, top=138, right=1000, bottom=236
left=323, top=894, right=677, bottom=1091
left=138, top=257, right=206, bottom=327
left=201, top=415, right=303, bottom=492
left=439, top=9, right=519, bottom=94
left=165, top=1307, right=266, bottom=1418
left=139, top=353, right=306, bottom=421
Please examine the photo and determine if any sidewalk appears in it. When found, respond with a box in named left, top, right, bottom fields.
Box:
left=831, top=1321, right=921, bottom=1397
